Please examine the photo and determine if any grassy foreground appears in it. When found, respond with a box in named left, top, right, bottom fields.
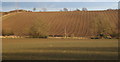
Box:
left=2, top=39, right=118, bottom=60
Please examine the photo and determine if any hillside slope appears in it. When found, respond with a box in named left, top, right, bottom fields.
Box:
left=2, top=10, right=118, bottom=37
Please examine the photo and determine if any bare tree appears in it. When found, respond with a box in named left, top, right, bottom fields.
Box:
left=75, top=8, right=80, bottom=11
left=33, top=8, right=36, bottom=12
left=63, top=8, right=68, bottom=11
left=82, top=8, right=87, bottom=11
left=107, top=8, right=113, bottom=11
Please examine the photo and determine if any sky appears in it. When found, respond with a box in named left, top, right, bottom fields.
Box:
left=1, top=0, right=120, bottom=2
left=1, top=2, right=118, bottom=12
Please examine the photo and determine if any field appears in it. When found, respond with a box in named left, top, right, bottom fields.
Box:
left=2, top=39, right=118, bottom=60
left=2, top=10, right=118, bottom=37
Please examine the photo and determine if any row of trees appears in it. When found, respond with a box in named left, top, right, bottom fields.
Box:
left=32, top=8, right=88, bottom=12
left=32, top=8, right=116, bottom=12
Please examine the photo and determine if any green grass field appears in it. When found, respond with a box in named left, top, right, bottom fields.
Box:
left=2, top=39, right=118, bottom=60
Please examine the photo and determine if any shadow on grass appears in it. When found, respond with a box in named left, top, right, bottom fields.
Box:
left=26, top=47, right=118, bottom=52
left=3, top=47, right=118, bottom=60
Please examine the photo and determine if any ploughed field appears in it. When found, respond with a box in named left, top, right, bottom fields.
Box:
left=3, top=39, right=118, bottom=60
left=2, top=10, right=118, bottom=37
